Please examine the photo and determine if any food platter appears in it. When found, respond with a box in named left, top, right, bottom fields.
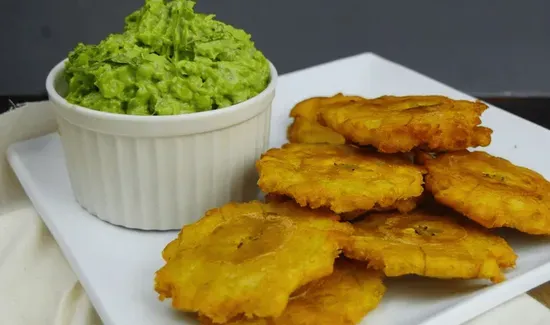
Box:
left=8, top=53, right=550, bottom=325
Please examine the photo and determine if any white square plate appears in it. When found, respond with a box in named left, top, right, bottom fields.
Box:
left=7, top=53, right=550, bottom=325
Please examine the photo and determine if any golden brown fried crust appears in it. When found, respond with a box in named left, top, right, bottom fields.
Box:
left=287, top=117, right=346, bottom=144
left=385, top=197, right=418, bottom=213
left=287, top=94, right=365, bottom=144
left=154, top=201, right=353, bottom=323
left=265, top=193, right=366, bottom=221
left=199, top=259, right=385, bottom=325
left=412, top=150, right=438, bottom=166
left=343, top=208, right=517, bottom=283
left=340, top=199, right=419, bottom=221
left=425, top=150, right=550, bottom=235
left=256, top=143, right=426, bottom=214
left=319, top=95, right=493, bottom=153
left=264, top=193, right=291, bottom=204
left=289, top=94, right=366, bottom=121
left=265, top=194, right=417, bottom=222
left=289, top=96, right=326, bottom=121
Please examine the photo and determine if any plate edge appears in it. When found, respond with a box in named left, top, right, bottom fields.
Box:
left=6, top=144, right=117, bottom=325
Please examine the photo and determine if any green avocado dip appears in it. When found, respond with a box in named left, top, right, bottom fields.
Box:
left=63, top=0, right=270, bottom=115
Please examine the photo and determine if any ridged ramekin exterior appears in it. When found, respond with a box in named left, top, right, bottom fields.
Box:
left=47, top=60, right=277, bottom=230
left=56, top=107, right=271, bottom=230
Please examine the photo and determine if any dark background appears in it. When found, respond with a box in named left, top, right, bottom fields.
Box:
left=2, top=0, right=550, bottom=96
left=1, top=0, right=550, bottom=125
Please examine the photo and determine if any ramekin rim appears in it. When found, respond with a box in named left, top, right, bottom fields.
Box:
left=45, top=58, right=278, bottom=122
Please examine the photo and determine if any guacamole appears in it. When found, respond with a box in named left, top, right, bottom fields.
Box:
left=64, top=0, right=270, bottom=115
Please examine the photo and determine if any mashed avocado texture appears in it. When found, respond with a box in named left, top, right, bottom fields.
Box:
left=64, top=0, right=270, bottom=115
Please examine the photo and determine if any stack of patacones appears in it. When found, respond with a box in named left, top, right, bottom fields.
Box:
left=155, top=94, right=550, bottom=325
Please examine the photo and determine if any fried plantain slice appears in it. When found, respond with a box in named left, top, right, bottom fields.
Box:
left=155, top=200, right=353, bottom=323
left=256, top=143, right=426, bottom=214
left=263, top=193, right=293, bottom=204
left=287, top=94, right=366, bottom=144
left=265, top=193, right=416, bottom=221
left=343, top=207, right=517, bottom=283
left=319, top=95, right=493, bottom=153
left=425, top=150, right=550, bottom=234
left=288, top=117, right=346, bottom=144
left=199, top=258, right=386, bottom=325
left=290, top=93, right=367, bottom=121
left=339, top=199, right=419, bottom=221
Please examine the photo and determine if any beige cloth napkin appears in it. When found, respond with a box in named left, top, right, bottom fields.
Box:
left=0, top=101, right=549, bottom=325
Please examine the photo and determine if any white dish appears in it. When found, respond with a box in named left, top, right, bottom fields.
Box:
left=46, top=59, right=277, bottom=230
left=8, top=52, right=550, bottom=325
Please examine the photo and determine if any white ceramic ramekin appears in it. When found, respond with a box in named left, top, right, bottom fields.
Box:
left=45, top=59, right=277, bottom=230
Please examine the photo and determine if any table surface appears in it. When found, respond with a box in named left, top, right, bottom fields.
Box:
left=531, top=283, right=550, bottom=307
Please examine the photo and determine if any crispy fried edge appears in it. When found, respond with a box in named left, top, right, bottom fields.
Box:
left=319, top=96, right=493, bottom=153
left=257, top=143, right=426, bottom=214
left=198, top=259, right=386, bottom=325
left=424, top=151, right=550, bottom=234
left=155, top=200, right=354, bottom=322
left=342, top=208, right=517, bottom=283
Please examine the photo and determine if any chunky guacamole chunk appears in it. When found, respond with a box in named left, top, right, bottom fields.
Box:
left=64, top=0, right=270, bottom=115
